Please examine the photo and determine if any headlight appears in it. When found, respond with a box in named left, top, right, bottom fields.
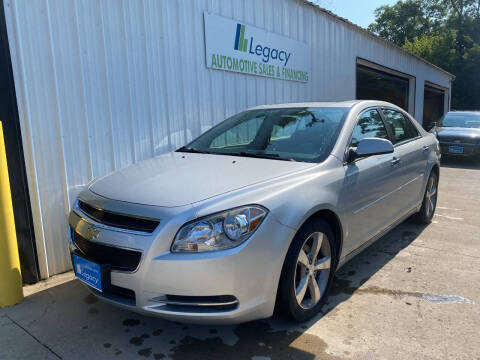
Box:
left=171, top=205, right=268, bottom=253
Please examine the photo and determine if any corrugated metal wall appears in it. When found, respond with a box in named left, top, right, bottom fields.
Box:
left=4, top=0, right=452, bottom=278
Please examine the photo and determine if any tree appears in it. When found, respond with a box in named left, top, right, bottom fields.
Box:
left=369, top=0, right=480, bottom=110
left=368, top=0, right=445, bottom=46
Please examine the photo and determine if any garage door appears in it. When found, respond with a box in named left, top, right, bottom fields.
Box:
left=356, top=64, right=410, bottom=111
left=423, top=84, right=445, bottom=130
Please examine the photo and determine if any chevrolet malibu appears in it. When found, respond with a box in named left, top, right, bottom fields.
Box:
left=68, top=100, right=440, bottom=323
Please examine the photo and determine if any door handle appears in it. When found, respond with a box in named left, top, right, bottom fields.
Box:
left=391, top=157, right=401, bottom=166
left=423, top=145, right=430, bottom=152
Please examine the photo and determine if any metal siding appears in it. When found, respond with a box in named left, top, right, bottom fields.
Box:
left=3, top=0, right=452, bottom=277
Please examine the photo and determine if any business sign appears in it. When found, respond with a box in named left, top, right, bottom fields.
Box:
left=204, top=13, right=310, bottom=82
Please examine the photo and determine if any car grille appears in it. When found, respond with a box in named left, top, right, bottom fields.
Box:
left=77, top=200, right=160, bottom=233
left=72, top=231, right=142, bottom=272
left=438, top=136, right=476, bottom=145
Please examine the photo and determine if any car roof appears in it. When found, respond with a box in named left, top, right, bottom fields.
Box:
left=249, top=100, right=399, bottom=110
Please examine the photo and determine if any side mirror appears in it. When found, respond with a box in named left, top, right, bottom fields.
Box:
left=425, top=122, right=438, bottom=132
left=347, top=138, right=394, bottom=163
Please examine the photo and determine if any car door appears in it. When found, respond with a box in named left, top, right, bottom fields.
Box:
left=380, top=108, right=427, bottom=217
left=340, top=108, right=402, bottom=254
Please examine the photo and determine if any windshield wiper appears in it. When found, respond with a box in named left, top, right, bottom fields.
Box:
left=177, top=147, right=295, bottom=161
left=176, top=146, right=211, bottom=154
left=239, top=151, right=278, bottom=158
left=236, top=151, right=295, bottom=162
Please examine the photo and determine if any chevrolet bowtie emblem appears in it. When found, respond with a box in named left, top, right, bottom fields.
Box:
left=85, top=226, right=100, bottom=241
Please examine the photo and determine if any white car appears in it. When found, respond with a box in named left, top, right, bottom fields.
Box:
left=68, top=100, right=440, bottom=323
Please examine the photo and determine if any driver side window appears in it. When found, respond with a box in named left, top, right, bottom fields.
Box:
left=350, top=109, right=389, bottom=148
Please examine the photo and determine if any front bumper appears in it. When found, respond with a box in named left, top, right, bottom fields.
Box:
left=68, top=194, right=295, bottom=324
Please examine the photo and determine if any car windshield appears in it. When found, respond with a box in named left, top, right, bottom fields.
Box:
left=439, top=113, right=480, bottom=128
left=178, top=107, right=349, bottom=162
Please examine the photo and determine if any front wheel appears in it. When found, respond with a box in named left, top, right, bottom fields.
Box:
left=414, top=171, right=438, bottom=224
left=277, top=218, right=337, bottom=322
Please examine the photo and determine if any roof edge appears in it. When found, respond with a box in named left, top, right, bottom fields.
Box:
left=302, top=0, right=455, bottom=79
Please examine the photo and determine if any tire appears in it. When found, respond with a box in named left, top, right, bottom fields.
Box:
left=414, top=171, right=438, bottom=224
left=277, top=218, right=337, bottom=322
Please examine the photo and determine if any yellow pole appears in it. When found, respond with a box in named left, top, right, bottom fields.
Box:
left=0, top=121, right=23, bottom=307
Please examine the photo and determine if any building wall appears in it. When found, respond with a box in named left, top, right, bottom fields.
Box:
left=3, top=0, right=452, bottom=278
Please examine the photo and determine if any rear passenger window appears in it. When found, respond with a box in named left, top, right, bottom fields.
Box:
left=350, top=109, right=389, bottom=148
left=381, top=109, right=420, bottom=144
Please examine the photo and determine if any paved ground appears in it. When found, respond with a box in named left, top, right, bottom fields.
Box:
left=1, top=157, right=479, bottom=360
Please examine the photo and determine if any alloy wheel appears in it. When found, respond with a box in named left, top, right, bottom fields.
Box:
left=425, top=175, right=438, bottom=218
left=294, top=232, right=331, bottom=309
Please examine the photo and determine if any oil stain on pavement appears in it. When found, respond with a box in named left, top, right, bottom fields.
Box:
left=329, top=277, right=475, bottom=305
left=83, top=294, right=98, bottom=304
left=123, top=319, right=141, bottom=327
left=356, top=286, right=475, bottom=304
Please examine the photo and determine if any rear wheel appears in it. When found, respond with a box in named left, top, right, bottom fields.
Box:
left=277, top=218, right=337, bottom=322
left=414, top=171, right=438, bottom=224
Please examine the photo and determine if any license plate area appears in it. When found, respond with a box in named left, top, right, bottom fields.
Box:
left=449, top=145, right=464, bottom=154
left=72, top=252, right=110, bottom=292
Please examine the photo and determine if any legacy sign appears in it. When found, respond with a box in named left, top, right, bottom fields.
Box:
left=204, top=13, right=310, bottom=82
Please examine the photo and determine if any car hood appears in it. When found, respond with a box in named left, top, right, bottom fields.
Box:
left=89, top=152, right=315, bottom=207
left=437, top=127, right=480, bottom=139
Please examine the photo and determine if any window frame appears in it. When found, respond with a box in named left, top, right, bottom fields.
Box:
left=344, top=106, right=392, bottom=163
left=378, top=107, right=422, bottom=147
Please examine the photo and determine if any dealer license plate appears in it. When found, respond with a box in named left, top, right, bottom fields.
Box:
left=449, top=145, right=464, bottom=154
left=72, top=254, right=102, bottom=292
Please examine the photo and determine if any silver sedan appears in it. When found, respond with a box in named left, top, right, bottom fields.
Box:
left=68, top=100, right=440, bottom=323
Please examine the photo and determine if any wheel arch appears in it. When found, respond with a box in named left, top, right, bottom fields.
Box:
left=300, top=209, right=343, bottom=267
left=431, top=163, right=440, bottom=180
left=274, top=208, right=344, bottom=318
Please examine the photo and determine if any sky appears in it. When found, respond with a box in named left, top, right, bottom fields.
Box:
left=315, top=0, right=398, bottom=28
